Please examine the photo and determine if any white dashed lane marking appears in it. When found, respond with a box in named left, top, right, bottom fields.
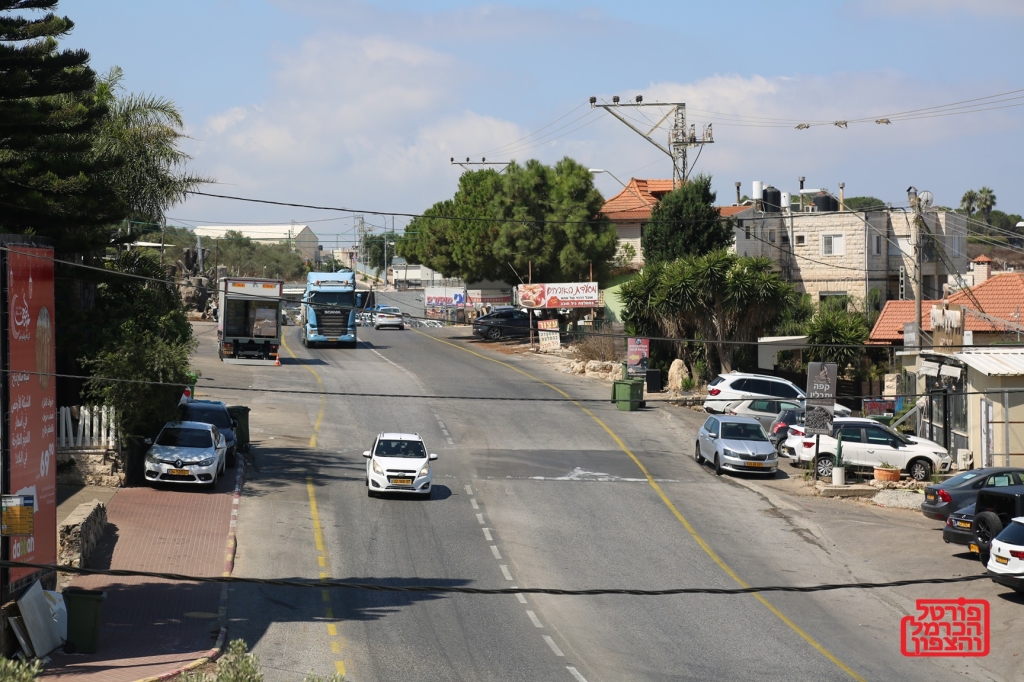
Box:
left=476, top=513, right=485, bottom=525
left=465, top=485, right=473, bottom=495
left=482, top=528, right=493, bottom=541
left=490, top=545, right=502, bottom=559
left=526, top=610, right=543, bottom=628
left=470, top=498, right=479, bottom=510
left=543, top=635, right=564, bottom=657
left=567, top=666, right=589, bottom=681
left=500, top=565, right=514, bottom=581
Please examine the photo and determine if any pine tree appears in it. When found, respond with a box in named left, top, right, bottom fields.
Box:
left=642, top=174, right=733, bottom=265
left=0, top=0, right=125, bottom=253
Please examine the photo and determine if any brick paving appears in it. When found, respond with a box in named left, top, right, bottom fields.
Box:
left=42, top=472, right=236, bottom=682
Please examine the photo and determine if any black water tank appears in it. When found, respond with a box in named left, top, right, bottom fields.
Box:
left=762, top=186, right=782, bottom=213
left=813, top=192, right=838, bottom=212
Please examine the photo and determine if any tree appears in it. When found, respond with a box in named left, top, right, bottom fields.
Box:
left=842, top=196, right=886, bottom=212
left=960, top=189, right=979, bottom=220
left=363, top=233, right=394, bottom=274
left=804, top=304, right=869, bottom=369
left=0, top=0, right=126, bottom=253
left=399, top=157, right=617, bottom=285
left=641, top=174, right=732, bottom=265
left=977, top=186, right=997, bottom=225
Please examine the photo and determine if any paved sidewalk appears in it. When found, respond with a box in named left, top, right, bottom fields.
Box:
left=42, top=469, right=238, bottom=682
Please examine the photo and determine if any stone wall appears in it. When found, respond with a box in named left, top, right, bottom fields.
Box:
left=58, top=500, right=108, bottom=570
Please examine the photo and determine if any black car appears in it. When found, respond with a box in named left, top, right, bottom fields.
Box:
left=178, top=400, right=238, bottom=466
left=768, top=408, right=805, bottom=452
left=943, top=503, right=975, bottom=546
left=921, top=468, right=1024, bottom=521
left=971, top=484, right=1024, bottom=561
left=472, top=309, right=533, bottom=340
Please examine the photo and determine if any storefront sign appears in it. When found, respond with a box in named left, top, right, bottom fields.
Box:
left=425, top=287, right=466, bottom=307
left=537, top=319, right=560, bottom=351
left=805, top=362, right=837, bottom=435
left=626, top=338, right=650, bottom=378
left=517, top=282, right=598, bottom=309
left=863, top=400, right=896, bottom=417
left=5, top=246, right=57, bottom=584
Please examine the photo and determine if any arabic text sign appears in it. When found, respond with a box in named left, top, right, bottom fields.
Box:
left=626, top=338, right=649, bottom=378
left=901, top=598, right=989, bottom=657
left=6, top=247, right=57, bottom=583
left=537, top=319, right=560, bottom=351
left=1, top=496, right=34, bottom=536
left=518, top=282, right=599, bottom=309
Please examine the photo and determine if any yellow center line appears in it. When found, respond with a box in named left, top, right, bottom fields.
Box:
left=415, top=330, right=866, bottom=682
left=307, top=476, right=347, bottom=676
left=281, top=331, right=326, bottom=448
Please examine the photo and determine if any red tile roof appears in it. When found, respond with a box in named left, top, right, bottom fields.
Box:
left=973, top=254, right=993, bottom=263
left=599, top=179, right=747, bottom=222
left=870, top=272, right=1024, bottom=342
left=719, top=205, right=753, bottom=217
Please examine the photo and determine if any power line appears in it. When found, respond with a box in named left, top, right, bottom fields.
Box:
left=471, top=102, right=589, bottom=157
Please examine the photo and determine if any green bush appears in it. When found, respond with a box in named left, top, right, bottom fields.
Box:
left=0, top=658, right=42, bottom=682
left=180, top=640, right=344, bottom=682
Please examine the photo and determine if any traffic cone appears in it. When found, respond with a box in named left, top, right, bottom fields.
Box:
left=274, top=355, right=281, bottom=366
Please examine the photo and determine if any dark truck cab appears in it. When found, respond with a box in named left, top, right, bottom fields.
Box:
left=971, top=484, right=1024, bottom=560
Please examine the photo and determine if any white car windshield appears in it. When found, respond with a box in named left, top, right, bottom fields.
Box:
left=375, top=439, right=427, bottom=458
left=157, top=428, right=212, bottom=448
left=720, top=423, right=768, bottom=441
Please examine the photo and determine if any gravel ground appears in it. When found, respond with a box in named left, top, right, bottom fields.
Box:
left=872, top=488, right=926, bottom=509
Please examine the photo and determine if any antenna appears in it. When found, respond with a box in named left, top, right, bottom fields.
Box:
left=919, top=190, right=934, bottom=209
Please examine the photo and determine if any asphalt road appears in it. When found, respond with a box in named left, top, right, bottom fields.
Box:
left=191, top=322, right=999, bottom=681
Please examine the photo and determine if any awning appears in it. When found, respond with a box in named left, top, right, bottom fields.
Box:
left=953, top=350, right=1024, bottom=376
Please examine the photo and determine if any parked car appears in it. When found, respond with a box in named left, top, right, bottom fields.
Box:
left=751, top=404, right=854, bottom=451
left=144, top=421, right=227, bottom=488
left=922, top=468, right=1024, bottom=520
left=364, top=432, right=438, bottom=498
left=695, top=415, right=778, bottom=477
left=793, top=417, right=951, bottom=481
left=374, top=306, right=405, bottom=330
left=703, top=373, right=805, bottom=414
left=987, top=517, right=1024, bottom=594
left=472, top=309, right=532, bottom=340
left=725, top=398, right=804, bottom=429
left=971, top=485, right=1024, bottom=561
left=178, top=399, right=238, bottom=467
left=944, top=503, right=976, bottom=547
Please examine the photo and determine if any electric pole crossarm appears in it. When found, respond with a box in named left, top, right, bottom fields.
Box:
left=596, top=106, right=673, bottom=157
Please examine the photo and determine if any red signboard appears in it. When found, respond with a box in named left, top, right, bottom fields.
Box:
left=901, top=598, right=989, bottom=657
left=517, top=282, right=598, bottom=309
left=6, top=247, right=57, bottom=584
left=626, top=337, right=649, bottom=378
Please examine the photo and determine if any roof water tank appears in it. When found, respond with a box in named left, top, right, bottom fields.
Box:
left=780, top=191, right=791, bottom=212
left=813, top=192, right=835, bottom=213
left=752, top=181, right=763, bottom=204
left=762, top=186, right=782, bottom=213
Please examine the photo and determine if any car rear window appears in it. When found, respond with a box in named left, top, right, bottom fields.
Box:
left=997, top=521, right=1024, bottom=546
left=746, top=379, right=772, bottom=395
left=944, top=471, right=983, bottom=486
left=375, top=439, right=427, bottom=458
left=181, top=405, right=232, bottom=428
left=721, top=423, right=768, bottom=441
left=157, top=428, right=212, bottom=448
left=709, top=376, right=724, bottom=387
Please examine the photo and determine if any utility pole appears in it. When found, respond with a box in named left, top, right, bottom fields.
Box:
left=160, top=220, right=166, bottom=267
left=590, top=96, right=713, bottom=185
left=909, top=186, right=924, bottom=350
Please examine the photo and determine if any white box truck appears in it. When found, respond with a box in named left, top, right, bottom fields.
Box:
left=217, top=278, right=284, bottom=363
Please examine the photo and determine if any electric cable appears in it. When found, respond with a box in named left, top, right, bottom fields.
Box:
left=470, top=101, right=589, bottom=157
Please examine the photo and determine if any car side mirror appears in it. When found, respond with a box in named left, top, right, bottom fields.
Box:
left=429, top=453, right=438, bottom=461
left=709, top=432, right=719, bottom=439
left=232, top=419, right=238, bottom=428
left=363, top=450, right=372, bottom=458
left=144, top=437, right=153, bottom=445
left=890, top=439, right=902, bottom=448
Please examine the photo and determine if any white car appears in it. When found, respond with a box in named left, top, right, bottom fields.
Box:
left=374, top=306, right=404, bottom=330
left=792, top=417, right=951, bottom=481
left=703, top=373, right=805, bottom=413
left=144, top=421, right=227, bottom=487
left=365, top=432, right=437, bottom=498
left=987, top=517, right=1024, bottom=595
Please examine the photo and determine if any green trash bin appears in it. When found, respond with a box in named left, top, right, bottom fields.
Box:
left=613, top=380, right=645, bottom=411
left=63, top=588, right=105, bottom=654
left=227, top=405, right=251, bottom=452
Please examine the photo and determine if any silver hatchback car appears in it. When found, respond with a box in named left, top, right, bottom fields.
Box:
left=694, top=415, right=778, bottom=477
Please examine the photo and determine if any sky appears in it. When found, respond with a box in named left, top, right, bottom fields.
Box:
left=59, top=0, right=1024, bottom=244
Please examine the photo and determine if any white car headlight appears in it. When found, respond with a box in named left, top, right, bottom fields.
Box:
left=146, top=453, right=159, bottom=464
left=197, top=457, right=216, bottom=467
left=372, top=459, right=384, bottom=475
left=418, top=463, right=430, bottom=478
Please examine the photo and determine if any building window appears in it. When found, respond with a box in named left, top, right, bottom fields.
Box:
left=744, top=224, right=751, bottom=240
left=821, top=234, right=845, bottom=256
left=873, top=234, right=882, bottom=255
left=768, top=229, right=776, bottom=243
left=953, top=235, right=964, bottom=258
left=795, top=234, right=806, bottom=246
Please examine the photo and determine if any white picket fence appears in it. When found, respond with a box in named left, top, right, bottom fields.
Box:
left=58, top=405, right=118, bottom=450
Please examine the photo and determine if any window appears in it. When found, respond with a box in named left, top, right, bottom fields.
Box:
left=780, top=401, right=801, bottom=412
left=795, top=234, right=806, bottom=246
left=721, top=422, right=768, bottom=441
left=837, top=426, right=864, bottom=443
left=873, top=234, right=882, bottom=255
left=702, top=417, right=716, bottom=431
left=985, top=474, right=1014, bottom=487
left=864, top=426, right=892, bottom=446
left=744, top=225, right=751, bottom=240
left=750, top=399, right=774, bottom=412
left=768, top=229, right=776, bottom=243
left=822, top=234, right=845, bottom=256
left=746, top=379, right=772, bottom=395
left=156, top=428, right=213, bottom=448
left=769, top=381, right=801, bottom=398
left=729, top=378, right=748, bottom=391
left=998, top=521, right=1024, bottom=545
left=374, top=439, right=427, bottom=458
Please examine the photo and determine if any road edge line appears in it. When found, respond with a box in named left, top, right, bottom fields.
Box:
left=415, top=330, right=866, bottom=682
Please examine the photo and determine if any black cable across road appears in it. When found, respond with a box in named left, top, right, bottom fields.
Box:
left=0, top=560, right=993, bottom=596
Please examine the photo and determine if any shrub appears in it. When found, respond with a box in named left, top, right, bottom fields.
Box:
left=572, top=333, right=621, bottom=362
left=0, top=658, right=42, bottom=682
left=179, top=640, right=345, bottom=682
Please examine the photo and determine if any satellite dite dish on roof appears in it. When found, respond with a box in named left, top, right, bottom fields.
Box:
left=918, top=190, right=934, bottom=208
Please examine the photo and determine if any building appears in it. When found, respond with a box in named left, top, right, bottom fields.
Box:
left=599, top=179, right=676, bottom=267
left=193, top=225, right=320, bottom=263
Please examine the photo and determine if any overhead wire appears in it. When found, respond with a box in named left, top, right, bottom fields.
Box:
left=470, top=101, right=589, bottom=157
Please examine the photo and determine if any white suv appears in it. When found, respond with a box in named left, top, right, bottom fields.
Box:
left=364, top=432, right=437, bottom=498
left=792, top=417, right=951, bottom=481
left=703, top=373, right=805, bottom=414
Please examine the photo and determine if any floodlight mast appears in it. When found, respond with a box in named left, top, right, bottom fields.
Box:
left=589, top=96, right=713, bottom=185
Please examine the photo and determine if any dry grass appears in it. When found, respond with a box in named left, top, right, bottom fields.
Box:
left=572, top=333, right=623, bottom=362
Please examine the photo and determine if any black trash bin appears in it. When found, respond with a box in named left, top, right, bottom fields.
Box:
left=646, top=369, right=663, bottom=393
left=63, top=588, right=106, bottom=654
left=227, top=405, right=251, bottom=452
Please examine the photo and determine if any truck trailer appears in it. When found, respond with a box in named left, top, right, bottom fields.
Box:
left=218, top=278, right=284, bottom=363
left=301, top=271, right=363, bottom=348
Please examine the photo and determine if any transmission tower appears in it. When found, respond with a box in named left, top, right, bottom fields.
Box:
left=590, top=96, right=713, bottom=185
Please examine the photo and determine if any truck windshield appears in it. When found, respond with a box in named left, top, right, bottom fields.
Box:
left=309, top=292, right=355, bottom=309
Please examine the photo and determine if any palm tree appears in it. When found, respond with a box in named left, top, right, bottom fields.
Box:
left=960, top=189, right=979, bottom=219
left=977, top=187, right=997, bottom=225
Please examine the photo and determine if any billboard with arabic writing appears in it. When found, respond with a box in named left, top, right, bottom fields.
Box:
left=5, top=246, right=57, bottom=586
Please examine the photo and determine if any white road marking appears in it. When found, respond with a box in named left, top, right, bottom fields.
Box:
left=500, top=565, right=514, bottom=581
left=465, top=485, right=473, bottom=495
left=529, top=466, right=677, bottom=482
left=476, top=513, right=485, bottom=524
left=543, top=635, right=564, bottom=657
left=516, top=592, right=528, bottom=604
left=447, top=437, right=454, bottom=445
left=442, top=429, right=450, bottom=436
left=470, top=498, right=479, bottom=510
left=490, top=545, right=502, bottom=559
left=567, top=666, right=588, bottom=682
left=526, top=610, right=543, bottom=628
left=438, top=421, right=447, bottom=429
left=482, top=528, right=493, bottom=541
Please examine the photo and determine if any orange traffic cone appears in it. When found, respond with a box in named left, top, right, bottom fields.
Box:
left=274, top=356, right=281, bottom=366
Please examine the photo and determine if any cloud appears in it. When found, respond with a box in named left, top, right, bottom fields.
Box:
left=847, top=0, right=1024, bottom=17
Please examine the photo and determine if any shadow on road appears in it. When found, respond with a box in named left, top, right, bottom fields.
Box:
left=280, top=357, right=329, bottom=366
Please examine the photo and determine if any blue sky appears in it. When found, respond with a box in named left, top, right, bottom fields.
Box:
left=60, top=0, right=1024, bottom=241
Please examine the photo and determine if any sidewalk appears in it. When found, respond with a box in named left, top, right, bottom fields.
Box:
left=42, top=468, right=240, bottom=682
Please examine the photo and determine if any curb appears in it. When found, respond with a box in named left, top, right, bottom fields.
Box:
left=135, top=460, right=246, bottom=682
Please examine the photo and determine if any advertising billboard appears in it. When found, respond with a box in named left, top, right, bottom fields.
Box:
left=5, top=246, right=57, bottom=585
left=425, top=287, right=466, bottom=307
left=517, top=282, right=599, bottom=309
left=626, top=338, right=649, bottom=378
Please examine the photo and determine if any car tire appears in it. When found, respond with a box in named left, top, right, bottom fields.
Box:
left=714, top=453, right=723, bottom=476
left=908, top=458, right=932, bottom=482
left=815, top=455, right=834, bottom=478
left=487, top=326, right=502, bottom=340
left=694, top=442, right=705, bottom=464
left=973, top=511, right=1003, bottom=556
left=226, top=447, right=236, bottom=468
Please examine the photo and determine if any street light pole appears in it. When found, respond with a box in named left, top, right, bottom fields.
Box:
left=909, top=186, right=923, bottom=350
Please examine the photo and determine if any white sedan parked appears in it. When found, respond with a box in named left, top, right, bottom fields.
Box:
left=365, top=432, right=437, bottom=498
left=144, top=421, right=227, bottom=487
